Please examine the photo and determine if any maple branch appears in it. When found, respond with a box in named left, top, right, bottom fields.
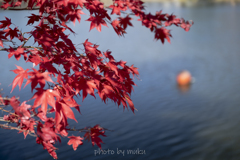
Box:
left=0, top=97, right=17, bottom=101
left=0, top=107, right=19, bottom=117
left=0, top=46, right=42, bottom=51
left=2, top=39, right=17, bottom=46
left=5, top=7, right=39, bottom=10
left=0, top=118, right=11, bottom=122
left=105, top=7, right=134, bottom=16
left=69, top=127, right=114, bottom=132
left=0, top=96, right=19, bottom=105
left=68, top=127, right=90, bottom=132
left=105, top=18, right=112, bottom=24
left=0, top=124, right=37, bottom=137
left=22, top=35, right=33, bottom=47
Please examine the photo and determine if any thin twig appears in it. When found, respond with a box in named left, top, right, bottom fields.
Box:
left=22, top=35, right=33, bottom=47
left=0, top=45, right=42, bottom=51
left=69, top=127, right=114, bottom=132
left=0, top=124, right=37, bottom=137
left=5, top=7, right=40, bottom=10
left=0, top=107, right=19, bottom=117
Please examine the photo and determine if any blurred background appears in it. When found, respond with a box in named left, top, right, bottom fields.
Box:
left=101, top=0, right=240, bottom=6
left=0, top=0, right=240, bottom=160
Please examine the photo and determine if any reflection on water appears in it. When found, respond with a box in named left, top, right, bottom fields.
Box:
left=176, top=84, right=191, bottom=93
left=0, top=3, right=240, bottom=160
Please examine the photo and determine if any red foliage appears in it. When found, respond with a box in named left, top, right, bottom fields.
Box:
left=84, top=125, right=106, bottom=148
left=0, top=0, right=193, bottom=159
left=68, top=135, right=84, bottom=150
left=10, top=65, right=30, bottom=92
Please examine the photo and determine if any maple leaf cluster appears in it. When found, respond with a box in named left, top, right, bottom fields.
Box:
left=0, top=0, right=193, bottom=159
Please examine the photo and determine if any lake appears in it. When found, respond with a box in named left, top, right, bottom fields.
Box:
left=0, top=3, right=240, bottom=160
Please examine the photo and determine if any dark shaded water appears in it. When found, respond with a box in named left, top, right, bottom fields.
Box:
left=0, top=3, right=240, bottom=160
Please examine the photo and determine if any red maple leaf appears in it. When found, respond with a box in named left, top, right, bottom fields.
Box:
left=181, top=19, right=194, bottom=32
left=36, top=108, right=48, bottom=122
left=104, top=50, right=115, bottom=61
left=9, top=96, right=20, bottom=114
left=41, top=141, right=58, bottom=159
left=27, top=14, right=42, bottom=25
left=62, top=96, right=80, bottom=113
left=27, top=53, right=42, bottom=66
left=84, top=125, right=106, bottom=149
left=129, top=64, right=139, bottom=77
left=56, top=122, right=69, bottom=137
left=4, top=27, right=19, bottom=40
left=25, top=68, right=54, bottom=92
left=76, top=78, right=97, bottom=101
left=125, top=95, right=135, bottom=113
left=10, top=65, right=30, bottom=92
left=86, top=16, right=108, bottom=32
left=31, top=28, right=56, bottom=49
left=18, top=101, right=32, bottom=119
left=59, top=33, right=76, bottom=51
left=154, top=27, right=172, bottom=44
left=67, top=135, right=83, bottom=151
left=36, top=120, right=59, bottom=159
left=106, top=61, right=119, bottom=75
left=32, top=88, right=60, bottom=115
left=55, top=101, right=77, bottom=127
left=109, top=4, right=121, bottom=15
left=8, top=46, right=27, bottom=61
left=19, top=118, right=36, bottom=139
left=111, top=19, right=126, bottom=36
left=0, top=16, right=11, bottom=28
left=165, top=14, right=181, bottom=27
left=66, top=9, right=84, bottom=25
left=119, top=15, right=133, bottom=30
left=83, top=39, right=98, bottom=54
left=109, top=0, right=127, bottom=15
left=37, top=121, right=59, bottom=142
left=68, top=0, right=87, bottom=8
left=38, top=34, right=56, bottom=49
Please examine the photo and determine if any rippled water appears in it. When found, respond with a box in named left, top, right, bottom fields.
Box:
left=0, top=3, right=240, bottom=160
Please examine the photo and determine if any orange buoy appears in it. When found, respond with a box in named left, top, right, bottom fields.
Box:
left=176, top=70, right=192, bottom=86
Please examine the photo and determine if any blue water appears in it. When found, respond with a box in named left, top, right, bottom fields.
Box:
left=0, top=3, right=240, bottom=160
